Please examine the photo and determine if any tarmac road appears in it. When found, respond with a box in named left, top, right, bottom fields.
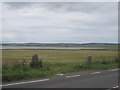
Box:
left=1, top=69, right=119, bottom=89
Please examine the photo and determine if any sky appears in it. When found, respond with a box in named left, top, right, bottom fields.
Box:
left=2, top=2, right=118, bottom=43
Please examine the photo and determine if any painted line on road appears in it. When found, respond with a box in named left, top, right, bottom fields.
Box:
left=57, top=74, right=64, bottom=76
left=65, top=75, right=80, bottom=78
left=113, top=86, right=118, bottom=88
left=2, top=79, right=50, bottom=87
left=109, top=69, right=118, bottom=72
left=91, top=72, right=101, bottom=75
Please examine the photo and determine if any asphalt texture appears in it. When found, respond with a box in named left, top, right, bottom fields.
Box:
left=2, top=69, right=119, bottom=89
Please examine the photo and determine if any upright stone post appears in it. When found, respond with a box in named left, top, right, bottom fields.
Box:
left=102, top=57, right=106, bottom=64
left=115, top=58, right=118, bottom=63
left=87, top=56, right=92, bottom=65
left=32, top=54, right=38, bottom=63
left=31, top=54, right=39, bottom=68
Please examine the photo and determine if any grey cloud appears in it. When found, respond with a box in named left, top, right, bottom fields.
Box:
left=4, top=2, right=117, bottom=13
left=2, top=2, right=118, bottom=43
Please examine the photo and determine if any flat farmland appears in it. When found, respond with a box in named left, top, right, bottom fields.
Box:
left=2, top=49, right=118, bottom=81
left=2, top=49, right=118, bottom=65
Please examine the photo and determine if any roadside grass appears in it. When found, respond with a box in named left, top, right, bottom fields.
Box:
left=2, top=49, right=118, bottom=82
left=2, top=64, right=55, bottom=82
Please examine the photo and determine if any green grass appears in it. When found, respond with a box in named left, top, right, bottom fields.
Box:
left=2, top=65, right=55, bottom=81
left=2, top=49, right=118, bottom=82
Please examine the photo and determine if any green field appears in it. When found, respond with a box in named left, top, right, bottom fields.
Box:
left=2, top=49, right=118, bottom=82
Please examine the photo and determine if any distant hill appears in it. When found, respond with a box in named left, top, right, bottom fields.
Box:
left=1, top=43, right=118, bottom=48
left=1, top=43, right=118, bottom=50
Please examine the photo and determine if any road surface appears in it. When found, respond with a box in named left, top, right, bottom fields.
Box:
left=2, top=69, right=119, bottom=89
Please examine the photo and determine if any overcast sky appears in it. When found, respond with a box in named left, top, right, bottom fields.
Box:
left=2, top=2, right=118, bottom=43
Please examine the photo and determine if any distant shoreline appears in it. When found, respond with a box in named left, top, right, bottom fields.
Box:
left=1, top=43, right=118, bottom=50
left=1, top=46, right=117, bottom=50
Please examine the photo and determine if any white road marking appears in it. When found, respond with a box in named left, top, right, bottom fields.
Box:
left=57, top=74, right=63, bottom=76
left=2, top=79, right=50, bottom=87
left=109, top=69, right=118, bottom=72
left=113, top=86, right=119, bottom=88
left=113, top=87, right=116, bottom=88
left=91, top=72, right=101, bottom=75
left=66, top=75, right=80, bottom=78
left=115, top=86, right=119, bottom=88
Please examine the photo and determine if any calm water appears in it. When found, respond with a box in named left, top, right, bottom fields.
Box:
left=2, top=46, right=105, bottom=50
